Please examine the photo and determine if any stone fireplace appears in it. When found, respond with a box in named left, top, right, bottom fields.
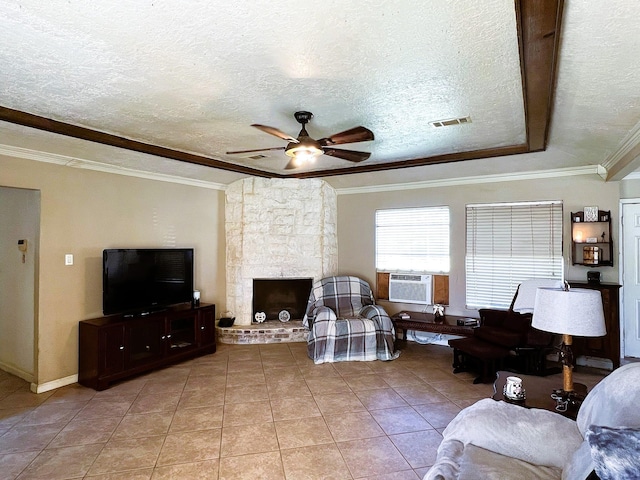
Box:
left=224, top=178, right=337, bottom=328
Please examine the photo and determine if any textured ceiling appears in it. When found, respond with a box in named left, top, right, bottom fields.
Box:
left=1, top=1, right=640, bottom=188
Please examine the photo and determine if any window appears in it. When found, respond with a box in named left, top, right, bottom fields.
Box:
left=466, top=201, right=563, bottom=309
left=375, top=206, right=450, bottom=273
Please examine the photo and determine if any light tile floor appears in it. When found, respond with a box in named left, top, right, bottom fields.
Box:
left=0, top=342, right=607, bottom=479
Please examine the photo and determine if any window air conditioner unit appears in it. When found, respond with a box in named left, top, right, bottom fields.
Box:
left=388, top=274, right=433, bottom=305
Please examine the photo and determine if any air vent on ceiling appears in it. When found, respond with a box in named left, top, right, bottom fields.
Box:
left=241, top=153, right=269, bottom=160
left=429, top=116, right=472, bottom=128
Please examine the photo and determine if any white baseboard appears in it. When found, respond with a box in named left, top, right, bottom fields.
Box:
left=0, top=362, right=34, bottom=384
left=30, top=374, right=78, bottom=394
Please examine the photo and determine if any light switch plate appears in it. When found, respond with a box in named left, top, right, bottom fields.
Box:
left=65, top=254, right=73, bottom=266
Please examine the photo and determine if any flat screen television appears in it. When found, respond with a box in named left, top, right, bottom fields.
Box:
left=103, top=248, right=194, bottom=316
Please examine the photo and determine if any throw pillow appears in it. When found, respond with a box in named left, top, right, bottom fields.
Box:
left=585, top=425, right=640, bottom=480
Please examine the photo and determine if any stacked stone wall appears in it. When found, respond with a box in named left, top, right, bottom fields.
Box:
left=225, top=178, right=338, bottom=325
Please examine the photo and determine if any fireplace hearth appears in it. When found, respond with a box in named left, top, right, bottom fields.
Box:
left=216, top=320, right=309, bottom=344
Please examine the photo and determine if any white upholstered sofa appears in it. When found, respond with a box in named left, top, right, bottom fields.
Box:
left=424, top=362, right=640, bottom=480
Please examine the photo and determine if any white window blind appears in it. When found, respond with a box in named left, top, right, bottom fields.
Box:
left=376, top=206, right=450, bottom=273
left=465, top=201, right=563, bottom=309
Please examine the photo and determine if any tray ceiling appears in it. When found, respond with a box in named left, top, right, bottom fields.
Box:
left=1, top=1, right=639, bottom=187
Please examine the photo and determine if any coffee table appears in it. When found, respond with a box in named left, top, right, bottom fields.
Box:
left=492, top=371, right=588, bottom=420
left=391, top=311, right=477, bottom=340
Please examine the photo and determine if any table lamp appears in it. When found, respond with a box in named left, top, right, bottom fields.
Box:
left=532, top=285, right=606, bottom=408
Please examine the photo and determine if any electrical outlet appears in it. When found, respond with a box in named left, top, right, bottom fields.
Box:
left=65, top=254, right=73, bottom=266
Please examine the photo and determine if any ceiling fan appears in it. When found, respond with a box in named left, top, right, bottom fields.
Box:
left=226, top=111, right=374, bottom=170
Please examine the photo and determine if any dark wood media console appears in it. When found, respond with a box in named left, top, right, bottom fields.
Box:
left=79, top=303, right=216, bottom=390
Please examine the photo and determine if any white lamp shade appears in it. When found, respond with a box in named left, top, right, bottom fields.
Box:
left=532, top=288, right=606, bottom=337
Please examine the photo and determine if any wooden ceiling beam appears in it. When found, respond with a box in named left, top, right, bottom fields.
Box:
left=517, top=0, right=564, bottom=152
left=0, top=106, right=275, bottom=178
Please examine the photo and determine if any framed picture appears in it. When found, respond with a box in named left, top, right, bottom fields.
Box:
left=584, top=206, right=599, bottom=222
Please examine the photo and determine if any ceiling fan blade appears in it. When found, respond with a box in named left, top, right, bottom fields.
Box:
left=322, top=148, right=371, bottom=163
left=226, top=147, right=285, bottom=155
left=251, top=124, right=299, bottom=143
left=318, top=126, right=374, bottom=146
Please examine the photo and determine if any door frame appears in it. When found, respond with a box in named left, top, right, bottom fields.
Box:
left=619, top=198, right=640, bottom=359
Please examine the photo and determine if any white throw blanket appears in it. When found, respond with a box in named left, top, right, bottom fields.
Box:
left=424, top=399, right=583, bottom=480
left=425, top=364, right=640, bottom=480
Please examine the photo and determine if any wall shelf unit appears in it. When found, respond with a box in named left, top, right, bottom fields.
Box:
left=571, top=210, right=613, bottom=267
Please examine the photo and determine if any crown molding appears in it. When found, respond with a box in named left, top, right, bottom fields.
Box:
left=335, top=165, right=605, bottom=195
left=603, top=119, right=640, bottom=168
left=602, top=120, right=640, bottom=181
left=0, top=144, right=227, bottom=190
left=2, top=143, right=611, bottom=195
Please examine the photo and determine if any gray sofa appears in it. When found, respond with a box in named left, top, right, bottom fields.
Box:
left=424, top=362, right=640, bottom=480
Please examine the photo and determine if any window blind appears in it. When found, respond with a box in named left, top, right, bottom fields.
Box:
left=375, top=206, right=450, bottom=273
left=465, top=201, right=563, bottom=309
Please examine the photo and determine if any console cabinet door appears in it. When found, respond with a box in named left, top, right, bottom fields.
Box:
left=127, top=316, right=165, bottom=368
left=99, top=324, right=126, bottom=377
left=198, top=305, right=216, bottom=347
left=166, top=312, right=198, bottom=355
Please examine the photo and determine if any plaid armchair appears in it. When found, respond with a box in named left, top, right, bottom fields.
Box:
left=302, top=276, right=399, bottom=364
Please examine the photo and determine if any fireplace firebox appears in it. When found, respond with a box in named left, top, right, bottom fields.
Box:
left=252, top=278, right=313, bottom=322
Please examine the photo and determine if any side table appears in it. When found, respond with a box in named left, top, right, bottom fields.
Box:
left=492, top=371, right=587, bottom=420
left=391, top=311, right=477, bottom=340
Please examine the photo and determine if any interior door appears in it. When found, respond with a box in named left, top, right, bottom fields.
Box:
left=622, top=202, right=640, bottom=358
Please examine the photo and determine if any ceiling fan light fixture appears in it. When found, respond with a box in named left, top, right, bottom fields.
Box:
left=285, top=143, right=323, bottom=165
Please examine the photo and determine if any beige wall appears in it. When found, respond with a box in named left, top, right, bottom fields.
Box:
left=337, top=174, right=621, bottom=318
left=0, top=154, right=226, bottom=388
left=0, top=186, right=39, bottom=380
left=620, top=178, right=640, bottom=199
left=0, top=150, right=627, bottom=387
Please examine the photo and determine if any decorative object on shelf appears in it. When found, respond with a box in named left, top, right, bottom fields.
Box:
left=192, top=290, right=200, bottom=307
left=584, top=206, right=599, bottom=222
left=433, top=304, right=444, bottom=319
left=254, top=311, right=266, bottom=323
left=278, top=309, right=291, bottom=322
left=583, top=246, right=601, bottom=265
left=503, top=375, right=526, bottom=401
left=533, top=285, right=605, bottom=412
left=586, top=237, right=598, bottom=243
